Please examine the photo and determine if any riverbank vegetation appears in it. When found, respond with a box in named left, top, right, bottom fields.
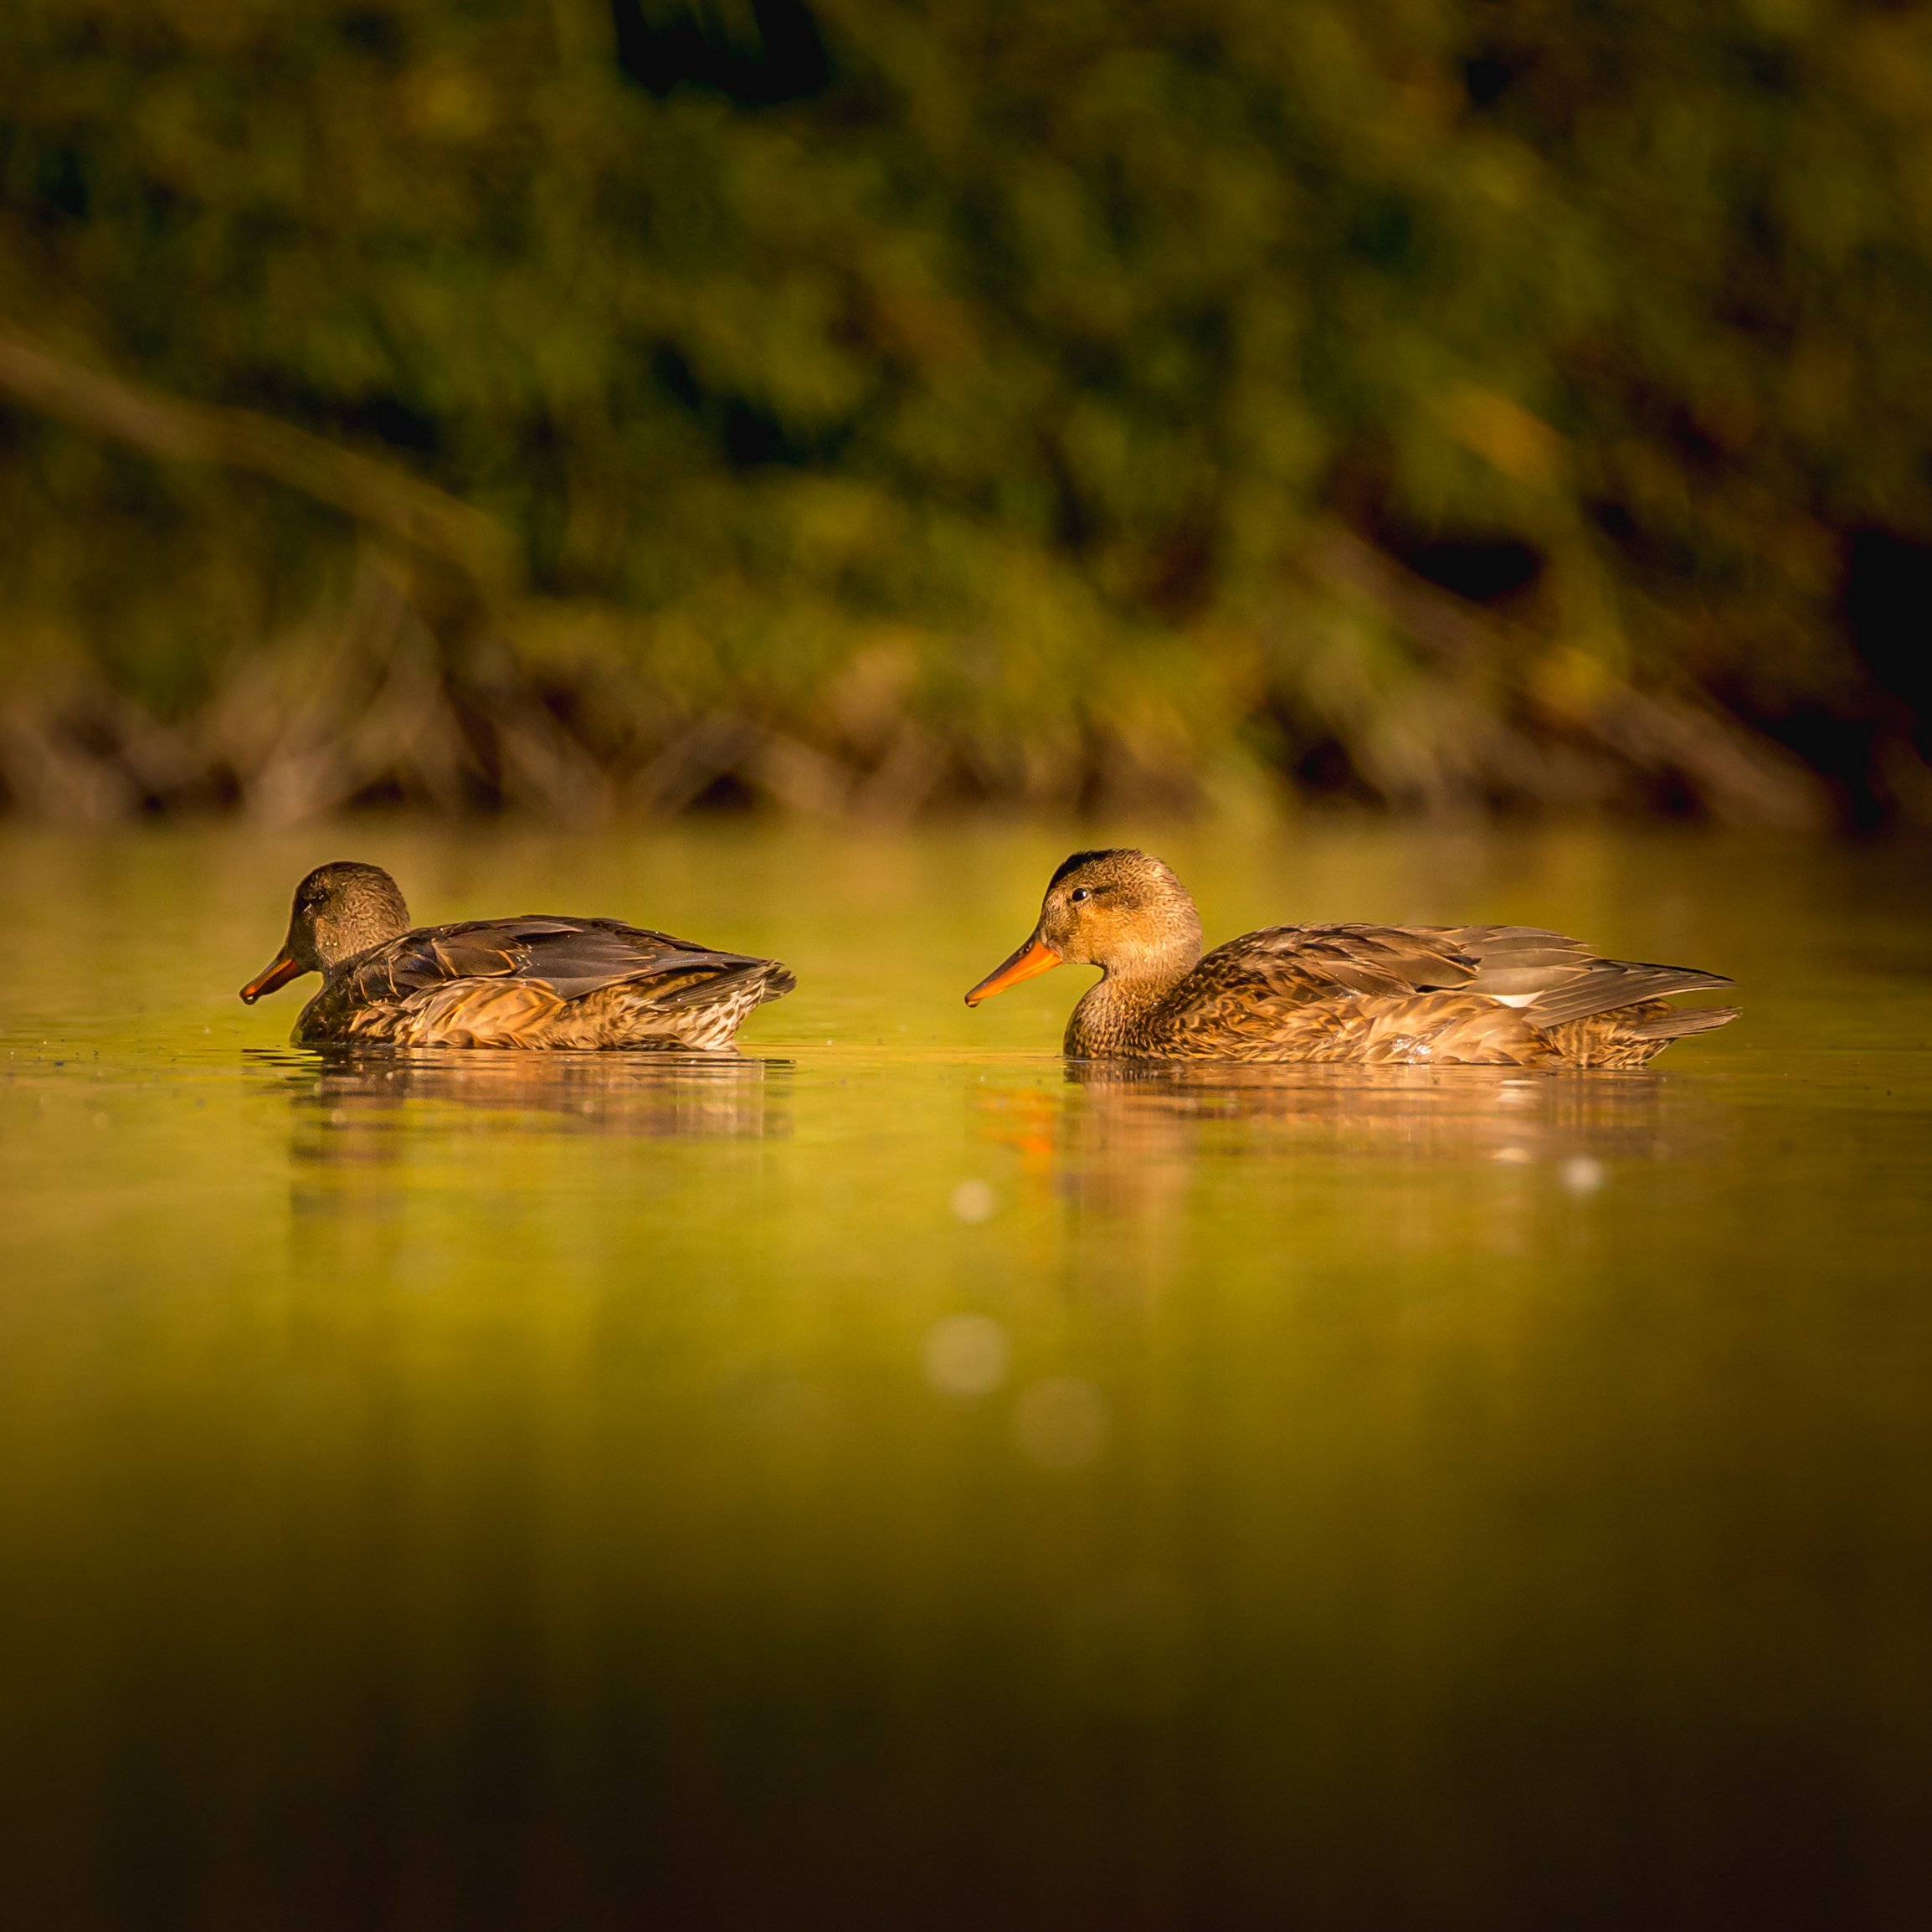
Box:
left=3, top=1, right=1930, bottom=825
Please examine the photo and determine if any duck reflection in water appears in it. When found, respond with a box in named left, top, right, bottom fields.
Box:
left=261, top=1047, right=792, bottom=1175
left=978, top=1061, right=1722, bottom=1222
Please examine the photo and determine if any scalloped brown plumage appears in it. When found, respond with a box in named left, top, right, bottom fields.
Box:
left=965, top=849, right=1737, bottom=1067
left=241, top=862, right=794, bottom=1049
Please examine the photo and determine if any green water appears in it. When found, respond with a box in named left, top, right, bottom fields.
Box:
left=1, top=823, right=1929, bottom=1929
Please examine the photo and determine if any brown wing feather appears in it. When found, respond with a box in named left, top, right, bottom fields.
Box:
left=1195, top=925, right=1480, bottom=999
left=342, top=917, right=789, bottom=1007
left=1138, top=922, right=1732, bottom=1065
left=1152, top=925, right=1480, bottom=1054
left=1523, top=961, right=1734, bottom=1026
left=425, top=930, right=526, bottom=981
left=1436, top=925, right=1594, bottom=997
left=1439, top=924, right=1732, bottom=1023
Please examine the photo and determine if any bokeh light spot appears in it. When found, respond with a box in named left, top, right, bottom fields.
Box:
left=923, top=1313, right=1010, bottom=1398
left=950, top=1179, right=997, bottom=1222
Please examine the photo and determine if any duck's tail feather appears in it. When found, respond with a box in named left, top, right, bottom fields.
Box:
left=1538, top=998, right=1739, bottom=1068
left=1525, top=962, right=1734, bottom=1028
left=649, top=957, right=794, bottom=1010
left=1620, top=1002, right=1740, bottom=1041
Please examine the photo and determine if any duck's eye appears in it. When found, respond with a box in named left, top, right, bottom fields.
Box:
left=1069, top=887, right=1090, bottom=903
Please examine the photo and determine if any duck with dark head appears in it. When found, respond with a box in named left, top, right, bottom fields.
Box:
left=965, top=849, right=1737, bottom=1068
left=242, top=861, right=794, bottom=1050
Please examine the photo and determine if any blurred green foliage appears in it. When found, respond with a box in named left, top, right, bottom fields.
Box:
left=3, top=0, right=1930, bottom=821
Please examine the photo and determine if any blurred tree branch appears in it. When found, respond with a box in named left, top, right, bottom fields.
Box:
left=0, top=317, right=517, bottom=594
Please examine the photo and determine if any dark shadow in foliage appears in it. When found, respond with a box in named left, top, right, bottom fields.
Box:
left=1845, top=532, right=1932, bottom=746
left=1724, top=531, right=1932, bottom=830
left=33, top=145, right=91, bottom=224
left=609, top=0, right=829, bottom=106
left=650, top=342, right=845, bottom=473
left=1391, top=535, right=1545, bottom=608
left=336, top=9, right=405, bottom=59
left=1462, top=54, right=1517, bottom=110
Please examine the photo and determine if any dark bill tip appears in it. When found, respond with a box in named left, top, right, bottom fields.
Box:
left=239, top=952, right=303, bottom=1005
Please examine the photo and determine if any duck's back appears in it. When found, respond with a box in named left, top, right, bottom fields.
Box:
left=297, top=916, right=795, bottom=1049
left=1117, top=922, right=1734, bottom=1066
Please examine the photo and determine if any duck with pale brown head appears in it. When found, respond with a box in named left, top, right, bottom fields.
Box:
left=242, top=862, right=794, bottom=1050
left=966, top=849, right=1739, bottom=1067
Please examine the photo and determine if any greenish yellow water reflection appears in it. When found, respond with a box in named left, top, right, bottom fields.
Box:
left=0, top=824, right=1929, bottom=1929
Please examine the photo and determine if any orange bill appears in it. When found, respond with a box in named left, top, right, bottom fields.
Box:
left=239, top=951, right=304, bottom=1005
left=964, top=935, right=1061, bottom=1007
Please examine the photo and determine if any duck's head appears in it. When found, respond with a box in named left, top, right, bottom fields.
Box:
left=240, top=862, right=411, bottom=1003
left=964, top=849, right=1203, bottom=1006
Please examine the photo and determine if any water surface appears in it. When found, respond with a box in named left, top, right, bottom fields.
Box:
left=1, top=824, right=1929, bottom=1929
